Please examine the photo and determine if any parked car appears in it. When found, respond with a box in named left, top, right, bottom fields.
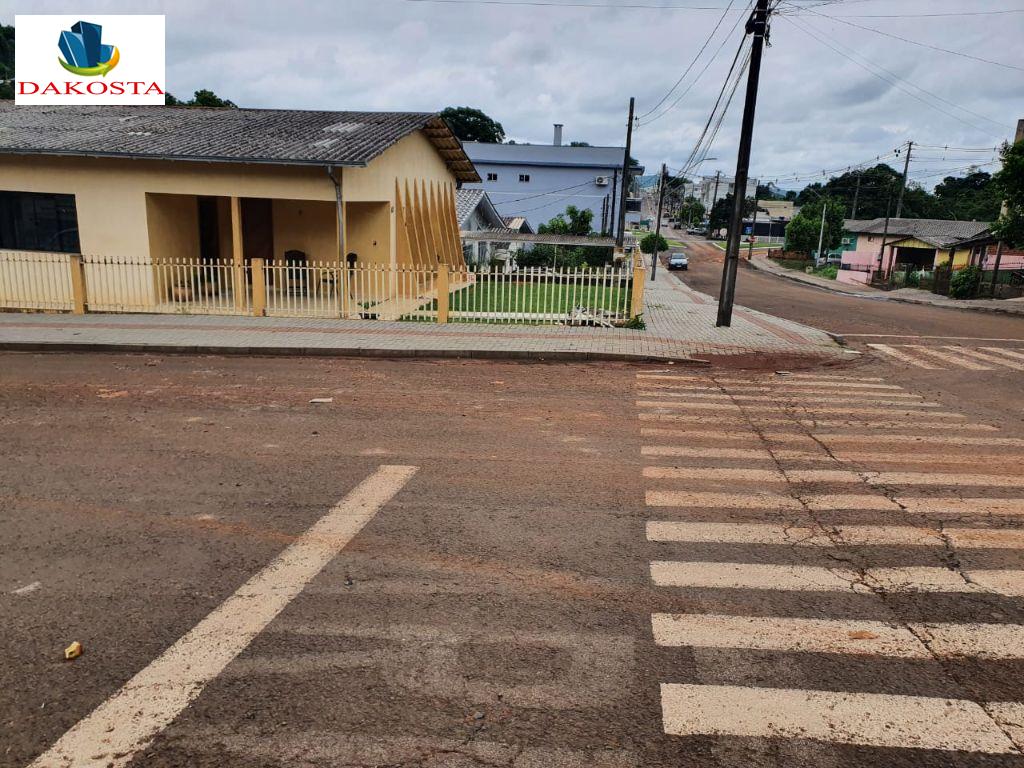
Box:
left=686, top=227, right=706, bottom=236
left=667, top=253, right=688, bottom=270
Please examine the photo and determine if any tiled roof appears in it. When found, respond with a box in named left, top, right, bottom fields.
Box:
left=455, top=188, right=486, bottom=225
left=0, top=103, right=480, bottom=182
left=844, top=217, right=990, bottom=249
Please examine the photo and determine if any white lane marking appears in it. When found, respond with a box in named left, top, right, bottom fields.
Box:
left=985, top=702, right=1024, bottom=749
left=638, top=382, right=924, bottom=398
left=634, top=401, right=964, bottom=418
left=636, top=391, right=939, bottom=407
left=948, top=346, right=1024, bottom=371
left=775, top=449, right=1024, bottom=466
left=651, top=561, right=1024, bottom=595
left=867, top=343, right=943, bottom=369
left=641, top=428, right=817, bottom=443
left=869, top=472, right=1024, bottom=487
left=644, top=467, right=787, bottom=482
left=906, top=345, right=993, bottom=370
left=899, top=497, right=1024, bottom=517
left=654, top=611, right=1024, bottom=660
left=29, top=465, right=418, bottom=768
left=812, top=433, right=1024, bottom=447
left=652, top=613, right=928, bottom=657
left=660, top=684, right=1018, bottom=752
left=646, top=491, right=803, bottom=509
left=981, top=347, right=1024, bottom=362
left=635, top=375, right=904, bottom=390
left=646, top=521, right=1024, bottom=549
left=636, top=413, right=996, bottom=430
left=780, top=373, right=887, bottom=382
left=843, top=333, right=1024, bottom=342
left=642, top=446, right=774, bottom=460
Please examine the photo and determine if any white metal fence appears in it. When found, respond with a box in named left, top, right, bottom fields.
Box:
left=0, top=251, right=640, bottom=326
left=0, top=251, right=74, bottom=311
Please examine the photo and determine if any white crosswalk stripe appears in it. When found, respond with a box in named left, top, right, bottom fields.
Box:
left=867, top=343, right=943, bottom=369
left=646, top=521, right=1024, bottom=549
left=651, top=613, right=1024, bottom=659
left=651, top=561, right=1024, bottom=595
left=948, top=345, right=1024, bottom=371
left=866, top=343, right=1024, bottom=371
left=660, top=684, right=1020, bottom=753
left=635, top=371, right=1024, bottom=754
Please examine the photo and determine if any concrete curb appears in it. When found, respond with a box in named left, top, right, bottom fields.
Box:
left=747, top=258, right=1024, bottom=316
left=0, top=340, right=709, bottom=365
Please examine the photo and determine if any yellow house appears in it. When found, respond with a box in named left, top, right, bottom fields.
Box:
left=0, top=103, right=479, bottom=314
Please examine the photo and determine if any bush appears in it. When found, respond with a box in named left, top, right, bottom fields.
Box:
left=949, top=265, right=982, bottom=299
left=640, top=233, right=668, bottom=255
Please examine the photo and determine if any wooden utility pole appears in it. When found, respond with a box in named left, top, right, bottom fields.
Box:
left=717, top=0, right=770, bottom=327
left=616, top=97, right=635, bottom=249
left=707, top=170, right=722, bottom=239
left=895, top=140, right=913, bottom=218
left=877, top=181, right=894, bottom=279
left=652, top=163, right=667, bottom=280
left=851, top=171, right=862, bottom=219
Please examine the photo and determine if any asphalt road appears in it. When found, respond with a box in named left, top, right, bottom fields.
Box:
left=664, top=232, right=1024, bottom=433
left=3, top=340, right=1024, bottom=765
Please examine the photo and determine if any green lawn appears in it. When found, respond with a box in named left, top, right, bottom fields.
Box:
left=406, top=279, right=632, bottom=322
left=449, top=280, right=631, bottom=317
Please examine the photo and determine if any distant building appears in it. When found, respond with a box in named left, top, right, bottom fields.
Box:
left=684, top=174, right=759, bottom=210
left=455, top=188, right=513, bottom=267
left=742, top=200, right=798, bottom=242
left=462, top=125, right=644, bottom=237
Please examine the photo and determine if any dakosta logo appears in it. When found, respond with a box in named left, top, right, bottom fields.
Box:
left=15, top=15, right=166, bottom=105
left=58, top=21, right=120, bottom=77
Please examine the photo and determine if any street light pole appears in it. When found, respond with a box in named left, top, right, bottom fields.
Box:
left=815, top=198, right=827, bottom=265
left=717, top=0, right=771, bottom=327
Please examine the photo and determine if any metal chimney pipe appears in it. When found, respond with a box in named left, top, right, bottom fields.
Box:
left=553, top=123, right=563, bottom=146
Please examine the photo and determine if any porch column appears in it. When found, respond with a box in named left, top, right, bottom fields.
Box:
left=230, top=196, right=245, bottom=312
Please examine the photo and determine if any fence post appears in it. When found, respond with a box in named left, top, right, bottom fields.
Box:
left=630, top=263, right=645, bottom=319
left=69, top=254, right=87, bottom=314
left=436, top=264, right=449, bottom=324
left=251, top=257, right=266, bottom=317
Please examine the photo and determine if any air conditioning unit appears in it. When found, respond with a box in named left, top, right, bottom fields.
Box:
left=595, top=176, right=610, bottom=186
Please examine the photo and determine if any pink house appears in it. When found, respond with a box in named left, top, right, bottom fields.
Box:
left=837, top=218, right=1024, bottom=286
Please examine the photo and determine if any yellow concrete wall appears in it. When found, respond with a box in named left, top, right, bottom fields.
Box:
left=346, top=202, right=392, bottom=267
left=146, top=193, right=200, bottom=263
left=0, top=129, right=457, bottom=263
left=271, top=199, right=338, bottom=263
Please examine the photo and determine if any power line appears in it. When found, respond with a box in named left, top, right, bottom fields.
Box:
left=783, top=15, right=1013, bottom=138
left=486, top=179, right=597, bottom=205
left=785, top=8, right=1024, bottom=19
left=401, top=0, right=743, bottom=8
left=638, top=1, right=753, bottom=125
left=638, top=0, right=737, bottom=118
left=797, top=5, right=1024, bottom=72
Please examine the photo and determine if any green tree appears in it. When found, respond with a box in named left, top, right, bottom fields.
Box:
left=569, top=141, right=591, bottom=147
left=640, top=232, right=668, bottom=254
left=931, top=170, right=1001, bottom=221
left=538, top=205, right=593, bottom=237
left=756, top=182, right=784, bottom=200
left=517, top=206, right=613, bottom=268
left=0, top=24, right=13, bottom=100
left=165, top=89, right=237, bottom=107
left=991, top=139, right=1024, bottom=248
left=440, top=106, right=505, bottom=143
left=709, top=194, right=756, bottom=234
left=784, top=197, right=845, bottom=256
left=677, top=196, right=706, bottom=225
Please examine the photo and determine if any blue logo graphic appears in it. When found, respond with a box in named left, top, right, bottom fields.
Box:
left=58, top=21, right=120, bottom=77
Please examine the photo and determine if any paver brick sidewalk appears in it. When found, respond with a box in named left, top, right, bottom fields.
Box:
left=0, top=273, right=840, bottom=362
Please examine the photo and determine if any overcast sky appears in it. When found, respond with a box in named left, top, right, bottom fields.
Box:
left=6, top=0, right=1023, bottom=191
